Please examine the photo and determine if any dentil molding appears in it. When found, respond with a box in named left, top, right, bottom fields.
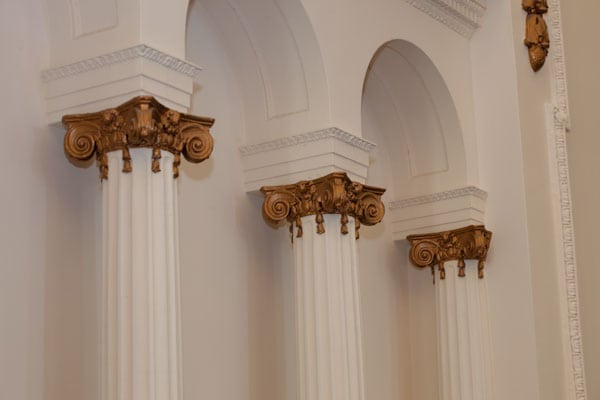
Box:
left=42, top=45, right=202, bottom=124
left=403, top=0, right=486, bottom=38
left=240, top=127, right=376, bottom=192
left=547, top=0, right=570, bottom=129
left=544, top=1, right=586, bottom=398
left=42, top=45, right=202, bottom=82
left=389, top=186, right=487, bottom=241
left=239, top=127, right=376, bottom=155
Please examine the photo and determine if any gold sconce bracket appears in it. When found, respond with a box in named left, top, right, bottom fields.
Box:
left=523, top=0, right=550, bottom=72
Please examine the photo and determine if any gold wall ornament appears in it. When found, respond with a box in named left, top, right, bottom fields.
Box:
left=523, top=0, right=550, bottom=72
left=62, top=96, right=215, bottom=179
left=407, top=225, right=492, bottom=283
left=260, top=172, right=385, bottom=240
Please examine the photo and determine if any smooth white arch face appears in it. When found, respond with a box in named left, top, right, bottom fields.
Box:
left=186, top=0, right=330, bottom=143
left=362, top=40, right=467, bottom=198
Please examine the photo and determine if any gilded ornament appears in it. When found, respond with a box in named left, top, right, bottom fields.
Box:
left=523, top=0, right=550, bottom=72
left=260, top=172, right=385, bottom=240
left=407, top=225, right=492, bottom=282
left=62, top=96, right=215, bottom=179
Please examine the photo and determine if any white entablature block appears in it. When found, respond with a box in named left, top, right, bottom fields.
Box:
left=42, top=0, right=194, bottom=124
left=390, top=186, right=488, bottom=241
left=239, top=127, right=376, bottom=193
left=42, top=45, right=201, bottom=124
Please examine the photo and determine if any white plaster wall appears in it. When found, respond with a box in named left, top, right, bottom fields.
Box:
left=471, top=1, right=553, bottom=399
left=361, top=40, right=468, bottom=198
left=0, top=1, right=99, bottom=400
left=3, top=1, right=580, bottom=400
left=562, top=1, right=600, bottom=398
left=299, top=0, right=481, bottom=186
left=500, top=2, right=576, bottom=399
left=192, top=0, right=330, bottom=143
left=361, top=104, right=435, bottom=400
left=184, top=4, right=420, bottom=400
left=182, top=4, right=294, bottom=399
left=45, top=0, right=189, bottom=65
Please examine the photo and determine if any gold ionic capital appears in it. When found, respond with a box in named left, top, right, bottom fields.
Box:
left=407, top=225, right=492, bottom=282
left=260, top=172, right=386, bottom=240
left=62, top=96, right=215, bottom=179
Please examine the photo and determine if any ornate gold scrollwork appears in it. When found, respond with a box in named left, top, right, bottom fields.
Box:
left=523, top=0, right=550, bottom=72
left=407, top=225, right=492, bottom=282
left=63, top=96, right=215, bottom=179
left=260, top=172, right=385, bottom=241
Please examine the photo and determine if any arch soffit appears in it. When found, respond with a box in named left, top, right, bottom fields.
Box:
left=186, top=0, right=330, bottom=143
left=361, top=39, right=468, bottom=198
left=42, top=0, right=329, bottom=142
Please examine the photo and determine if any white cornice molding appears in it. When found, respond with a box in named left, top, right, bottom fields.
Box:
left=389, top=186, right=487, bottom=241
left=41, top=44, right=202, bottom=82
left=42, top=45, right=199, bottom=124
left=239, top=127, right=376, bottom=156
left=545, top=1, right=586, bottom=398
left=389, top=186, right=487, bottom=209
left=240, top=127, right=375, bottom=192
left=404, top=0, right=486, bottom=38
left=547, top=0, right=570, bottom=130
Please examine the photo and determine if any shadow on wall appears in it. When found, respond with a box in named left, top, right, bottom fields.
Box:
left=41, top=124, right=100, bottom=400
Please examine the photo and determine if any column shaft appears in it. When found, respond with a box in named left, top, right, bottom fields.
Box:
left=294, top=215, right=365, bottom=400
left=435, top=262, right=493, bottom=400
left=260, top=172, right=385, bottom=400
left=102, top=149, right=182, bottom=400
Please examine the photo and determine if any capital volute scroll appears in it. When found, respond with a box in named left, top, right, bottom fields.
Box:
left=407, top=225, right=492, bottom=283
left=260, top=172, right=386, bottom=241
left=62, top=96, right=215, bottom=179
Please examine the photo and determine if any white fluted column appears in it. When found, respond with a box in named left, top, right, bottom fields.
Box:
left=434, top=262, right=494, bottom=400
left=260, top=172, right=385, bottom=400
left=294, top=215, right=365, bottom=400
left=101, top=149, right=182, bottom=400
left=408, top=225, right=494, bottom=400
left=62, top=96, right=214, bottom=400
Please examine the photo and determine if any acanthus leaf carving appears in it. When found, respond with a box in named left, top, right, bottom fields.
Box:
left=260, top=172, right=386, bottom=241
left=63, top=96, right=214, bottom=179
left=407, top=225, right=492, bottom=282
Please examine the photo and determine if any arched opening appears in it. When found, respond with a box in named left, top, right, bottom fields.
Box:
left=358, top=39, right=469, bottom=400
left=185, top=0, right=329, bottom=143
left=362, top=39, right=467, bottom=199
left=181, top=2, right=330, bottom=399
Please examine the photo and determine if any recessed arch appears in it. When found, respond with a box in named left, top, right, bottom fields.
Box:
left=361, top=39, right=467, bottom=198
left=186, top=0, right=330, bottom=143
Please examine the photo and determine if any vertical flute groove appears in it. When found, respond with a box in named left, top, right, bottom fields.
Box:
left=102, top=149, right=182, bottom=400
left=293, top=215, right=366, bottom=400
